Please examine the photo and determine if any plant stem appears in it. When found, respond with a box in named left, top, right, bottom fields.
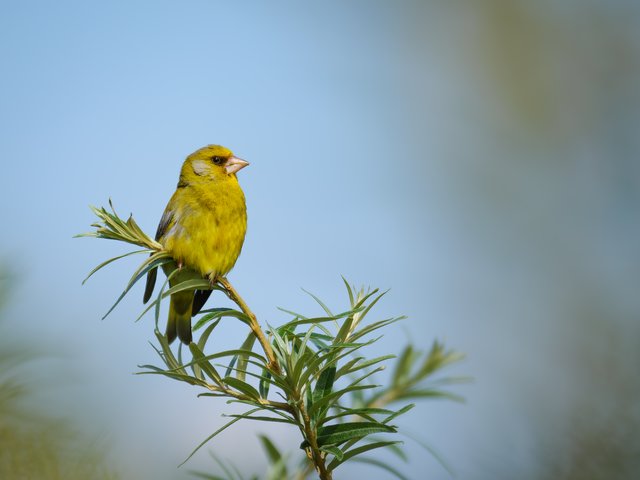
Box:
left=219, top=277, right=333, bottom=479
left=298, top=397, right=332, bottom=480
left=218, top=277, right=281, bottom=375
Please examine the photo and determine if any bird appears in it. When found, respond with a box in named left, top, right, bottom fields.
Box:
left=143, top=145, right=249, bottom=344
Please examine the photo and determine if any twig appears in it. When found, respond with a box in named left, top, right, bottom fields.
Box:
left=299, top=399, right=332, bottom=480
left=217, top=277, right=281, bottom=375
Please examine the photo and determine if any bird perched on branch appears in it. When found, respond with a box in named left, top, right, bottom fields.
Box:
left=143, top=145, right=249, bottom=344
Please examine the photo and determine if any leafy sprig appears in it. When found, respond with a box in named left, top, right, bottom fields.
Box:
left=80, top=202, right=467, bottom=480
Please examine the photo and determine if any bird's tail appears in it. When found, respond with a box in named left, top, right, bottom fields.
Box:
left=167, top=291, right=193, bottom=344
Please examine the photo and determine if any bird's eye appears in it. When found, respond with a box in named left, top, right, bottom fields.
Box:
left=211, top=156, right=225, bottom=165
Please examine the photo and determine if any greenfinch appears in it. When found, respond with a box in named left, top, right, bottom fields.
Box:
left=143, top=145, right=249, bottom=344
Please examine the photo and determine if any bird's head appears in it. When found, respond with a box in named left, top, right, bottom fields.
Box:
left=179, top=145, right=249, bottom=185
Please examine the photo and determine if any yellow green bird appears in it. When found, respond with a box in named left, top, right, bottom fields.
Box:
left=143, top=145, right=249, bottom=344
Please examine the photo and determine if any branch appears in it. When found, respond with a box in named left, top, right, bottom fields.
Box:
left=217, top=277, right=281, bottom=375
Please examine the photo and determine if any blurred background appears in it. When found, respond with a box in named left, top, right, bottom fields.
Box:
left=1, top=0, right=639, bottom=478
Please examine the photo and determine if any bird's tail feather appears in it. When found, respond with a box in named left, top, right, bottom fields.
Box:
left=167, top=292, right=193, bottom=344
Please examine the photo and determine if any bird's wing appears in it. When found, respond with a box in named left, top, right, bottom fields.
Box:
left=192, top=289, right=213, bottom=316
left=154, top=207, right=174, bottom=241
left=143, top=207, right=175, bottom=303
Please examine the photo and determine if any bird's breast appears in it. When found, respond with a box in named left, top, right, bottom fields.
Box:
left=163, top=181, right=247, bottom=278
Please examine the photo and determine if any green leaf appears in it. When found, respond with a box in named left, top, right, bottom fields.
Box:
left=349, top=456, right=411, bottom=480
left=223, top=377, right=261, bottom=400
left=197, top=392, right=234, bottom=399
left=179, top=408, right=261, bottom=466
left=328, top=440, right=403, bottom=470
left=320, top=406, right=395, bottom=425
left=401, top=429, right=456, bottom=476
left=224, top=399, right=294, bottom=420
left=309, top=363, right=384, bottom=418
left=309, top=332, right=332, bottom=351
left=259, top=368, right=272, bottom=399
left=312, top=365, right=336, bottom=404
left=164, top=277, right=212, bottom=296
left=200, top=451, right=242, bottom=480
left=352, top=288, right=380, bottom=312
left=225, top=354, right=238, bottom=379
left=180, top=349, right=266, bottom=373
left=177, top=341, right=185, bottom=371
left=383, top=404, right=415, bottom=424
left=196, top=319, right=222, bottom=352
left=417, top=341, right=466, bottom=379
left=193, top=308, right=252, bottom=331
left=80, top=202, right=162, bottom=249
left=302, top=422, right=396, bottom=448
left=341, top=276, right=354, bottom=307
left=294, top=348, right=340, bottom=394
left=154, top=329, right=183, bottom=372
left=269, top=328, right=291, bottom=370
left=189, top=343, right=222, bottom=385
left=392, top=345, right=417, bottom=388
left=236, top=333, right=257, bottom=382
left=221, top=363, right=276, bottom=390
left=301, top=287, right=334, bottom=316
left=320, top=445, right=344, bottom=461
left=223, top=414, right=294, bottom=425
left=258, top=434, right=282, bottom=464
left=152, top=267, right=171, bottom=328
left=355, top=289, right=388, bottom=324
left=81, top=248, right=150, bottom=284
left=290, top=325, right=317, bottom=379
left=280, top=308, right=361, bottom=330
left=349, top=316, right=405, bottom=343
left=296, top=335, right=379, bottom=392
left=336, top=354, right=395, bottom=378
left=135, top=275, right=212, bottom=322
left=126, top=252, right=174, bottom=295
left=102, top=253, right=174, bottom=319
left=334, top=356, right=363, bottom=378
left=305, top=380, right=313, bottom=411
left=266, top=460, right=287, bottom=480
left=261, top=439, right=288, bottom=480
left=197, top=306, right=235, bottom=315
left=334, top=313, right=356, bottom=345
left=395, top=389, right=466, bottom=403
left=276, top=306, right=307, bottom=318
left=375, top=438, right=408, bottom=461
left=307, top=383, right=379, bottom=419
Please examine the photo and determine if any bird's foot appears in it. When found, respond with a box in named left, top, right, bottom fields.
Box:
left=208, top=273, right=221, bottom=287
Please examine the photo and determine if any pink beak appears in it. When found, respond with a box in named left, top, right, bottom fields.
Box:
left=225, top=156, right=249, bottom=175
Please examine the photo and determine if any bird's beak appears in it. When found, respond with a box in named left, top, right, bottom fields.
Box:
left=225, top=156, right=250, bottom=175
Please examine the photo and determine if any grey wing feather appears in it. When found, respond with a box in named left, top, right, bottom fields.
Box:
left=192, top=289, right=213, bottom=316
left=143, top=207, right=174, bottom=303
left=155, top=208, right=174, bottom=241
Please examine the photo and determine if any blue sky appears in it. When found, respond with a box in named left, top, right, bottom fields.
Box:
left=1, top=1, right=639, bottom=479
